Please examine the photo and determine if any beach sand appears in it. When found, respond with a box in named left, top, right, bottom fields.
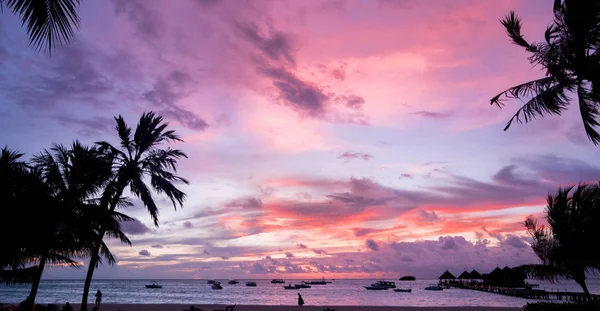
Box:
left=65, top=305, right=522, bottom=311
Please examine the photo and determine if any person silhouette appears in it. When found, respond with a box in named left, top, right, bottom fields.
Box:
left=297, top=293, right=304, bottom=306
left=95, top=290, right=102, bottom=309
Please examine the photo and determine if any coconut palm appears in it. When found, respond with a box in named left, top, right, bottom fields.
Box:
left=517, top=184, right=600, bottom=301
left=0, top=147, right=48, bottom=285
left=79, top=112, right=189, bottom=311
left=21, top=142, right=134, bottom=309
left=490, top=1, right=600, bottom=144
left=1, top=0, right=82, bottom=53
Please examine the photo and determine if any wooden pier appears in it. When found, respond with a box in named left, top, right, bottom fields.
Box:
left=451, top=283, right=600, bottom=302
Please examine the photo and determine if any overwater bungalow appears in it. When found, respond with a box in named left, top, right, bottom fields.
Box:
left=438, top=270, right=457, bottom=286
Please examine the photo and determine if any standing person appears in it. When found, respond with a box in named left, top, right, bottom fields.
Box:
left=297, top=293, right=304, bottom=306
left=95, top=290, right=102, bottom=309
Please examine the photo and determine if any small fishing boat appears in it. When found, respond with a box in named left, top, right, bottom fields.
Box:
left=394, top=288, right=412, bottom=292
left=373, top=280, right=396, bottom=288
left=228, top=280, right=239, bottom=285
left=295, top=284, right=311, bottom=289
left=399, top=276, right=416, bottom=281
left=283, top=284, right=296, bottom=290
left=364, top=283, right=389, bottom=290
left=271, top=279, right=285, bottom=283
left=424, top=284, right=443, bottom=291
left=145, top=281, right=162, bottom=289
left=246, top=281, right=257, bottom=287
left=212, top=282, right=223, bottom=290
left=207, top=280, right=215, bottom=284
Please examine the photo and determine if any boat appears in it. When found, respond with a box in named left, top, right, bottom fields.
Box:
left=295, top=284, right=311, bottom=289
left=399, top=276, right=416, bottom=281
left=207, top=280, right=215, bottom=284
left=303, top=280, right=327, bottom=285
left=374, top=280, right=396, bottom=288
left=394, top=288, right=412, bottom=292
left=212, top=282, right=223, bottom=290
left=145, top=281, right=162, bottom=289
left=228, top=280, right=239, bottom=285
left=424, top=284, right=443, bottom=291
left=271, top=279, right=285, bottom=283
left=364, top=283, right=389, bottom=290
left=246, top=281, right=257, bottom=287
left=283, top=284, right=296, bottom=290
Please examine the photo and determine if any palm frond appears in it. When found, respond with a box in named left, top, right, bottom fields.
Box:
left=0, top=266, right=38, bottom=285
left=150, top=174, right=187, bottom=209
left=502, top=82, right=570, bottom=131
left=490, top=77, right=557, bottom=108
left=130, top=177, right=160, bottom=226
left=576, top=83, right=600, bottom=144
left=500, top=11, right=535, bottom=51
left=3, top=0, right=81, bottom=54
left=513, top=264, right=571, bottom=282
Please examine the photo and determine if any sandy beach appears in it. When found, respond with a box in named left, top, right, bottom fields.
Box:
left=63, top=305, right=522, bottom=311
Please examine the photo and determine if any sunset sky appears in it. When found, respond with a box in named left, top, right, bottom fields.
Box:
left=1, top=0, right=599, bottom=280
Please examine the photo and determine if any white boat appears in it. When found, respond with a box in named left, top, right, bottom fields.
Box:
left=374, top=280, right=396, bottom=288
left=145, top=281, right=162, bottom=289
left=365, top=282, right=389, bottom=290
left=424, top=284, right=443, bottom=291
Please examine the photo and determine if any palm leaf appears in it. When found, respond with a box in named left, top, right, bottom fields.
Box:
left=501, top=82, right=570, bottom=131
left=3, top=0, right=81, bottom=53
left=576, top=83, right=600, bottom=144
left=514, top=264, right=571, bottom=282
left=500, top=11, right=535, bottom=51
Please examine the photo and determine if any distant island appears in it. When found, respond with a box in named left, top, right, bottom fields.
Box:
left=399, top=276, right=416, bottom=281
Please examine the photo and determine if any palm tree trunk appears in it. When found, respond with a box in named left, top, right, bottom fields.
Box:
left=27, top=255, right=47, bottom=311
left=80, top=237, right=103, bottom=311
left=575, top=278, right=592, bottom=302
left=81, top=181, right=127, bottom=311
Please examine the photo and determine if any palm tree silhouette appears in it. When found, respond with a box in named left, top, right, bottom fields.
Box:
left=517, top=184, right=600, bottom=301
left=0, top=147, right=48, bottom=286
left=79, top=112, right=189, bottom=311
left=1, top=0, right=82, bottom=53
left=490, top=1, right=600, bottom=144
left=23, top=142, right=133, bottom=308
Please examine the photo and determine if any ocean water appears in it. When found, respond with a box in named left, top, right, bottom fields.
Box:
left=1, top=279, right=599, bottom=307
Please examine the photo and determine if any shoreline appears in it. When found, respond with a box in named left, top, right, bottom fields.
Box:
left=2, top=304, right=524, bottom=311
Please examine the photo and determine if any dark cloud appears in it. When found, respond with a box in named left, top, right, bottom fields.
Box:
left=139, top=249, right=151, bottom=256
left=203, top=250, right=210, bottom=255
left=224, top=197, right=263, bottom=210
left=337, top=94, right=365, bottom=109
left=235, top=21, right=296, bottom=66
left=260, top=66, right=329, bottom=117
left=121, top=219, right=151, bottom=235
left=221, top=256, right=229, bottom=260
left=399, top=173, right=413, bottom=179
left=417, top=209, right=439, bottom=223
left=285, top=252, right=294, bottom=258
left=318, top=63, right=347, bottom=81
left=142, top=70, right=209, bottom=131
left=503, top=234, right=529, bottom=249
left=365, top=239, right=379, bottom=251
left=297, top=243, right=308, bottom=249
left=195, top=0, right=222, bottom=7
left=151, top=244, right=163, bottom=248
left=5, top=44, right=113, bottom=109
left=183, top=221, right=194, bottom=228
left=412, top=110, right=451, bottom=119
left=113, top=0, right=163, bottom=40
left=337, top=151, right=372, bottom=161
left=55, top=115, right=114, bottom=137
left=313, top=249, right=328, bottom=255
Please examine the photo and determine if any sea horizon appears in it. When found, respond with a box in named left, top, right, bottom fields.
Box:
left=2, top=279, right=599, bottom=307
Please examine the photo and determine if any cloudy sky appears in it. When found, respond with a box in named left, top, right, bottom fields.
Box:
left=1, top=0, right=599, bottom=280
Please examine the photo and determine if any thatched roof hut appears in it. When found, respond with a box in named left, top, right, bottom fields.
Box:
left=458, top=270, right=471, bottom=279
left=438, top=270, right=456, bottom=279
left=469, top=269, right=482, bottom=279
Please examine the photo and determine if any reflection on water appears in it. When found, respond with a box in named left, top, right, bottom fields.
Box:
left=1, top=279, right=599, bottom=307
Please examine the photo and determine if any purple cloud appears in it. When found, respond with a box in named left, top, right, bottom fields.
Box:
left=337, top=151, right=372, bottom=161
